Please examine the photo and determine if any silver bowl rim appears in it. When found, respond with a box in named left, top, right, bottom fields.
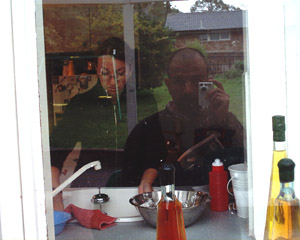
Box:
left=129, top=190, right=210, bottom=209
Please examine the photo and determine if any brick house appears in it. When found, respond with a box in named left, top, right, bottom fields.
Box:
left=165, top=10, right=245, bottom=74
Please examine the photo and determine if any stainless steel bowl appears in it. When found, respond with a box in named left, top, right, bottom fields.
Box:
left=129, top=190, right=210, bottom=228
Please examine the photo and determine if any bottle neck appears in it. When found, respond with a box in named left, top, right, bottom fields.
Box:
left=279, top=181, right=295, bottom=201
left=274, top=140, right=286, bottom=151
left=161, top=184, right=175, bottom=202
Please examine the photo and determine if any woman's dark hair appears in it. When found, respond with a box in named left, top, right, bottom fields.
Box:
left=95, top=37, right=126, bottom=62
left=95, top=37, right=139, bottom=87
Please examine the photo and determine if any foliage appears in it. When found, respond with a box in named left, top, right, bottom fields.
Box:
left=90, top=5, right=124, bottom=48
left=134, top=2, right=176, bottom=89
left=43, top=3, right=176, bottom=89
left=222, top=60, right=244, bottom=79
left=190, top=0, right=241, bottom=12
left=182, top=39, right=207, bottom=57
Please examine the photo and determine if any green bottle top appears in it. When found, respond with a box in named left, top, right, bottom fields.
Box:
left=278, top=158, right=295, bottom=183
left=272, top=115, right=285, bottom=142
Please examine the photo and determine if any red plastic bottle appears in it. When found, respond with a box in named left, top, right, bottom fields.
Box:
left=209, top=159, right=228, bottom=211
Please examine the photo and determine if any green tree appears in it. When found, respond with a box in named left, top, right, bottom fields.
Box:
left=134, top=2, right=176, bottom=88
left=190, top=0, right=240, bottom=12
left=44, top=3, right=176, bottom=88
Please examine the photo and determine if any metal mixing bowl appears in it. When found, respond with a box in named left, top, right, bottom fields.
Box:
left=129, top=190, right=210, bottom=228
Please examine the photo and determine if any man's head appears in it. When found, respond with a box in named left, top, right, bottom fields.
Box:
left=166, top=48, right=209, bottom=114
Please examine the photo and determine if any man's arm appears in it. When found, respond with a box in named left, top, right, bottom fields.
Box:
left=123, top=112, right=166, bottom=188
left=138, top=168, right=158, bottom=194
left=51, top=166, right=64, bottom=211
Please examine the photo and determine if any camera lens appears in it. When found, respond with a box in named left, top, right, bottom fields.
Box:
left=201, top=86, right=207, bottom=92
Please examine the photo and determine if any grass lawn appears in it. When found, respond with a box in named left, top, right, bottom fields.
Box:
left=215, top=75, right=246, bottom=126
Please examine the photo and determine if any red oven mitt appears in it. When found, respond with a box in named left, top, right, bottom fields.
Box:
left=64, top=204, right=117, bottom=230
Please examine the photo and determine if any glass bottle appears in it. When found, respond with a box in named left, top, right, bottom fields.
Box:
left=156, top=162, right=186, bottom=240
left=87, top=60, right=96, bottom=74
left=67, top=60, right=75, bottom=76
left=209, top=159, right=228, bottom=211
left=264, top=115, right=288, bottom=240
left=62, top=59, right=69, bottom=76
left=271, top=158, right=300, bottom=240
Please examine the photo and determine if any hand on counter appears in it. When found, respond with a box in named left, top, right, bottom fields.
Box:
left=138, top=168, right=158, bottom=194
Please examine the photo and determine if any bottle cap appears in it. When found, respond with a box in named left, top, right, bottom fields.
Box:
left=212, top=159, right=224, bottom=172
left=272, top=115, right=285, bottom=142
left=159, top=162, right=175, bottom=186
left=278, top=158, right=295, bottom=183
left=212, top=159, right=223, bottom=167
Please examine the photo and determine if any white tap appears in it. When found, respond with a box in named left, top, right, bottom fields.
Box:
left=52, top=160, right=101, bottom=197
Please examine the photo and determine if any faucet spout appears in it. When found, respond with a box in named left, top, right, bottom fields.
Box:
left=52, top=160, right=101, bottom=197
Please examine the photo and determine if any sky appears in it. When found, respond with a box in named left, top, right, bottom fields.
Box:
left=171, top=0, right=247, bottom=13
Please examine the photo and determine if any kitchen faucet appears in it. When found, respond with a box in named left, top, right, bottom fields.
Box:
left=52, top=160, right=101, bottom=197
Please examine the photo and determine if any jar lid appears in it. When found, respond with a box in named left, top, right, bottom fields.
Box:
left=278, top=158, right=295, bottom=183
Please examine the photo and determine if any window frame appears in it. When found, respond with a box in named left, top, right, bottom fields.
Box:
left=2, top=1, right=300, bottom=240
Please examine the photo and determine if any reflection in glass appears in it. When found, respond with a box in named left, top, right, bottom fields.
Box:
left=43, top=2, right=247, bottom=216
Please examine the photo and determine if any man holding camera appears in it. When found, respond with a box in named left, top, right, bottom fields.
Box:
left=121, top=48, right=245, bottom=193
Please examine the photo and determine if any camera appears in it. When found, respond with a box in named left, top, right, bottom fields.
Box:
left=198, top=82, right=213, bottom=107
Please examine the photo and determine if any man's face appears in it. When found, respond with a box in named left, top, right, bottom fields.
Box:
left=166, top=51, right=208, bottom=114
left=97, top=56, right=126, bottom=97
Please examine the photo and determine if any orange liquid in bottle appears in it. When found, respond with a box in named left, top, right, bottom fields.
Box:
left=156, top=199, right=186, bottom=240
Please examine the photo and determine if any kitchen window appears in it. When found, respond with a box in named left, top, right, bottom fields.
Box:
left=1, top=0, right=300, bottom=240
left=200, top=31, right=230, bottom=42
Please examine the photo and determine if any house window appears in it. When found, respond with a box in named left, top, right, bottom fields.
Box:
left=220, top=32, right=230, bottom=40
left=200, top=31, right=230, bottom=41
left=210, top=33, right=220, bottom=40
left=199, top=33, right=208, bottom=41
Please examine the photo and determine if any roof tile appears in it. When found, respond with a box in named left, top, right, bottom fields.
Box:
left=165, top=10, right=244, bottom=31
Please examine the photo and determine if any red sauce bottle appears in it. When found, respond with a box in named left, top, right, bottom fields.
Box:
left=209, top=159, right=228, bottom=211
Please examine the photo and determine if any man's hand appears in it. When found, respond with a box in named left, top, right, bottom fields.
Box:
left=138, top=168, right=158, bottom=194
left=52, top=166, right=64, bottom=211
left=138, top=182, right=153, bottom=194
left=207, top=78, right=229, bottom=123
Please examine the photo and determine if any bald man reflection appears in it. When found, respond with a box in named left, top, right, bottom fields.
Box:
left=121, top=48, right=245, bottom=193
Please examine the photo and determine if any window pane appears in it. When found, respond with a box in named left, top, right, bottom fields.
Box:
left=210, top=33, right=220, bottom=40
left=200, top=33, right=208, bottom=41
left=220, top=32, right=230, bottom=40
left=45, top=4, right=128, bottom=190
left=42, top=3, right=249, bottom=238
left=44, top=2, right=247, bottom=195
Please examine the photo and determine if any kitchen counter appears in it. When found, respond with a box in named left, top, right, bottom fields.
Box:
left=56, top=208, right=254, bottom=240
